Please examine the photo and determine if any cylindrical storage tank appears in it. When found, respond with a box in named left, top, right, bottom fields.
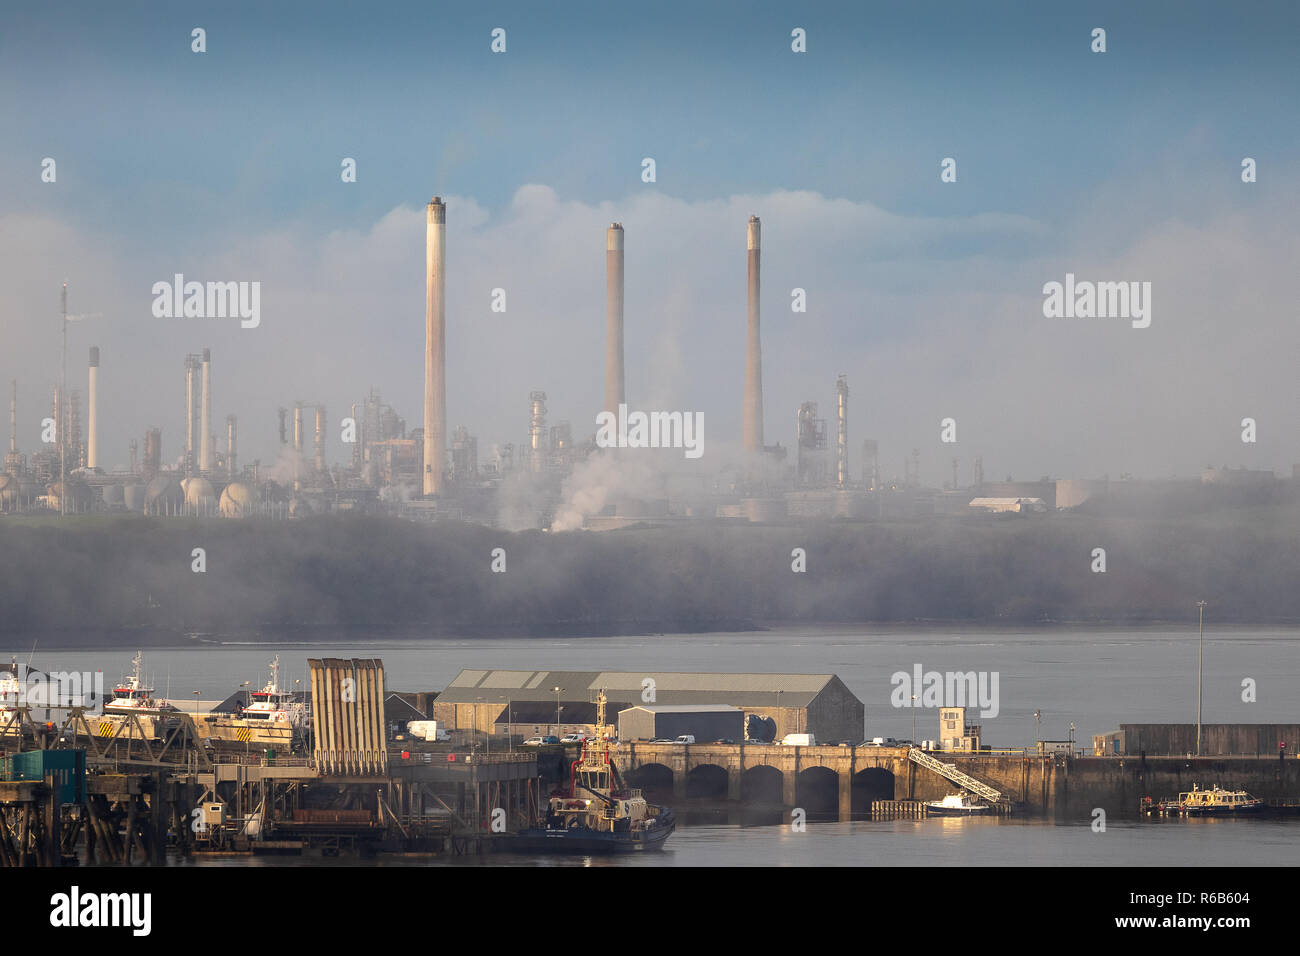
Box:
left=123, top=483, right=146, bottom=512
left=101, top=483, right=125, bottom=508
left=0, top=473, right=16, bottom=510
left=288, top=496, right=311, bottom=518
left=833, top=491, right=864, bottom=518
left=742, top=497, right=786, bottom=523
left=48, top=480, right=92, bottom=513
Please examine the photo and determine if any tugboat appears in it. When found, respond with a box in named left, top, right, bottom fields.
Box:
left=925, top=792, right=993, bottom=816
left=513, top=690, right=675, bottom=853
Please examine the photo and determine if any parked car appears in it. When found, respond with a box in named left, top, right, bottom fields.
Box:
left=523, top=735, right=560, bottom=746
left=560, top=733, right=589, bottom=743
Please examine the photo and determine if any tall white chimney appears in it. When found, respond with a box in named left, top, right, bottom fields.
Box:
left=200, top=347, right=213, bottom=474
left=742, top=216, right=763, bottom=453
left=605, top=223, right=625, bottom=418
left=87, top=347, right=99, bottom=470
left=424, top=197, right=447, bottom=495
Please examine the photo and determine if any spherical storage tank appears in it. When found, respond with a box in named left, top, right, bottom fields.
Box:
left=183, top=477, right=216, bottom=513
left=218, top=481, right=255, bottom=518
left=145, top=477, right=184, bottom=515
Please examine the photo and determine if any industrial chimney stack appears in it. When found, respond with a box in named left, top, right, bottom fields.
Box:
left=315, top=405, right=326, bottom=474
left=87, top=347, right=100, bottom=470
left=423, top=196, right=447, bottom=496
left=836, top=374, right=849, bottom=489
left=743, top=216, right=764, bottom=453
left=605, top=223, right=625, bottom=418
left=200, top=347, right=213, bottom=474
left=226, top=414, right=237, bottom=478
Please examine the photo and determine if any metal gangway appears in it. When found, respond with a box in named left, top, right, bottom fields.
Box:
left=908, top=747, right=1007, bottom=804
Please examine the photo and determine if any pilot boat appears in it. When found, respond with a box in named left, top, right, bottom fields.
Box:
left=92, top=651, right=179, bottom=739
left=514, top=690, right=674, bottom=853
left=926, top=792, right=993, bottom=816
left=199, top=656, right=308, bottom=750
left=1167, top=784, right=1265, bottom=816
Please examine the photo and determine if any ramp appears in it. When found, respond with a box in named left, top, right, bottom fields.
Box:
left=908, top=748, right=1007, bottom=804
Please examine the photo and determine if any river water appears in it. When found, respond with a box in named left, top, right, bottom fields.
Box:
left=11, top=625, right=1298, bottom=865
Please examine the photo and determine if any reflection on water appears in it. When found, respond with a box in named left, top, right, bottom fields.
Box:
left=179, top=816, right=1299, bottom=867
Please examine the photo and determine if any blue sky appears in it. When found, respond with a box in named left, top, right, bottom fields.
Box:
left=1, top=1, right=1297, bottom=483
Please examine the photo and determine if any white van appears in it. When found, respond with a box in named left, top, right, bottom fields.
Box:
left=673, top=735, right=696, bottom=744
left=780, top=733, right=815, bottom=746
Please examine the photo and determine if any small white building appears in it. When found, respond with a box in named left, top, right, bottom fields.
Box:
left=939, top=706, right=982, bottom=751
left=968, top=496, right=1047, bottom=514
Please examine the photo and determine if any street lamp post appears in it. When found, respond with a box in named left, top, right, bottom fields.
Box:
left=1196, top=600, right=1207, bottom=756
left=1034, top=710, right=1041, bottom=751
left=552, top=686, right=562, bottom=736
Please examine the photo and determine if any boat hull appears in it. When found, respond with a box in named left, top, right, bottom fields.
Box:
left=513, top=810, right=675, bottom=853
left=926, top=805, right=992, bottom=816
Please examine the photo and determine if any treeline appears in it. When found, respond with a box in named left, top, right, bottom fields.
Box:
left=1, top=506, right=1298, bottom=638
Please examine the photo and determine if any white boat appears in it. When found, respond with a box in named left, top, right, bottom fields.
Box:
left=199, top=656, right=308, bottom=750
left=103, top=651, right=177, bottom=715
left=0, top=659, right=22, bottom=739
left=63, top=651, right=181, bottom=741
left=926, top=792, right=992, bottom=816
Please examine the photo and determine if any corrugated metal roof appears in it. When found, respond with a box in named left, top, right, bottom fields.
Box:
left=438, top=670, right=840, bottom=708
left=618, top=704, right=742, bottom=714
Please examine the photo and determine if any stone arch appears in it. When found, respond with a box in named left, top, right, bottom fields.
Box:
left=852, top=767, right=896, bottom=814
left=740, top=765, right=783, bottom=806
left=685, top=764, right=729, bottom=799
left=795, top=766, right=839, bottom=817
left=625, top=762, right=673, bottom=802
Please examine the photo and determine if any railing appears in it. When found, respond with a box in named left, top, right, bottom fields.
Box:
left=908, top=748, right=1006, bottom=804
left=208, top=753, right=312, bottom=767
left=388, top=749, right=535, bottom=765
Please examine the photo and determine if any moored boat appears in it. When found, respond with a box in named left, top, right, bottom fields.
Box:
left=925, top=792, right=992, bottom=816
left=199, top=655, right=308, bottom=751
left=513, top=690, right=675, bottom=853
left=1147, top=784, right=1265, bottom=817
